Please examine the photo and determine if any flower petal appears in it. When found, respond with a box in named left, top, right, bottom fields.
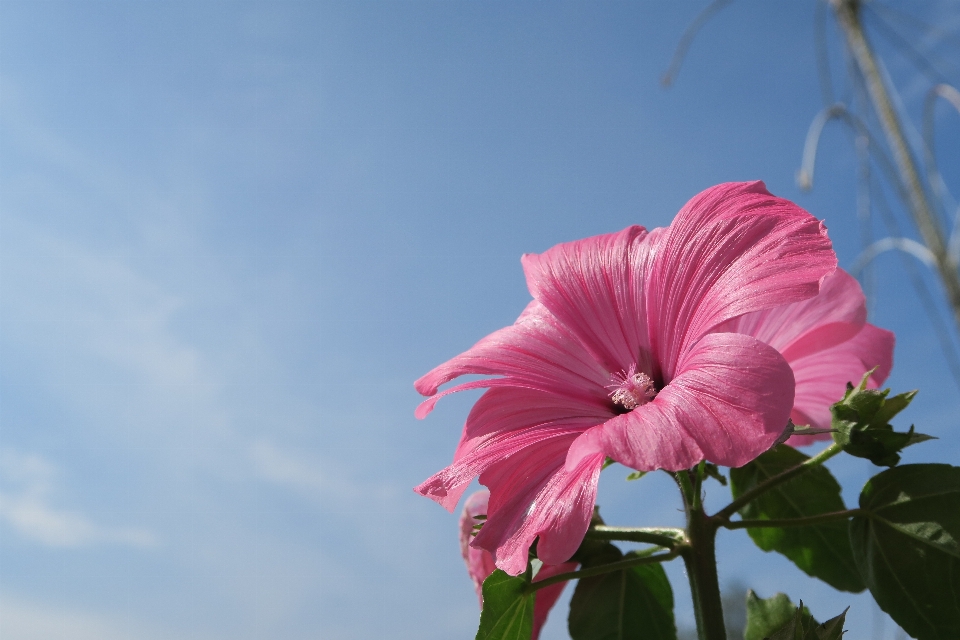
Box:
left=460, top=491, right=498, bottom=605
left=728, top=268, right=867, bottom=361
left=520, top=225, right=659, bottom=376
left=647, top=181, right=837, bottom=381
left=414, top=301, right=611, bottom=416
left=474, top=436, right=604, bottom=575
left=594, top=332, right=795, bottom=471
left=788, top=323, right=895, bottom=444
left=531, top=562, right=578, bottom=639
left=416, top=387, right=609, bottom=511
left=459, top=489, right=576, bottom=640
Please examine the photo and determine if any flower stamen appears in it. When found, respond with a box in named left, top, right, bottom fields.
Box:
left=607, top=364, right=658, bottom=410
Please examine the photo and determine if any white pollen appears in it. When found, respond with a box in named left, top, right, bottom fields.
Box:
left=607, top=365, right=658, bottom=410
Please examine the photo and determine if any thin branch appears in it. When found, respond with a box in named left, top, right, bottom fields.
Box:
left=796, top=103, right=901, bottom=197
left=661, top=0, right=734, bottom=87
left=863, top=4, right=949, bottom=85
left=815, top=0, right=836, bottom=106
left=923, top=84, right=960, bottom=264
left=849, top=236, right=936, bottom=277
left=584, top=525, right=686, bottom=548
left=712, top=444, right=841, bottom=521
left=869, top=179, right=960, bottom=392
left=723, top=508, right=865, bottom=530
left=528, top=550, right=680, bottom=593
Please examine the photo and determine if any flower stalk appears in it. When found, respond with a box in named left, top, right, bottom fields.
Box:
left=526, top=549, right=680, bottom=594
left=682, top=471, right=726, bottom=640
left=713, top=443, right=842, bottom=521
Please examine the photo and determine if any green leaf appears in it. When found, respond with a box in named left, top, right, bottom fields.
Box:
left=730, top=445, right=865, bottom=593
left=476, top=570, right=534, bottom=640
left=830, top=378, right=930, bottom=467
left=744, top=591, right=800, bottom=640
left=568, top=546, right=676, bottom=640
left=850, top=464, right=960, bottom=640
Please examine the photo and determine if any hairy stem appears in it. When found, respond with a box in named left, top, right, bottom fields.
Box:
left=713, top=443, right=842, bottom=521
left=527, top=550, right=680, bottom=593
left=583, top=525, right=686, bottom=548
left=723, top=508, right=865, bottom=530
left=684, top=502, right=726, bottom=640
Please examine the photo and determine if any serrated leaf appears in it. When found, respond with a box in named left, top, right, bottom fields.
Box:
left=568, top=547, right=676, bottom=640
left=476, top=570, right=534, bottom=640
left=850, top=464, right=960, bottom=640
left=744, top=590, right=798, bottom=640
left=730, top=445, right=865, bottom=593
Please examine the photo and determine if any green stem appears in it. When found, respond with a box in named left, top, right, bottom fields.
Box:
left=583, top=525, right=685, bottom=548
left=527, top=550, right=680, bottom=593
left=724, top=508, right=865, bottom=530
left=683, top=504, right=725, bottom=640
left=713, top=443, right=842, bottom=521
left=691, top=462, right=705, bottom=512
left=676, top=470, right=696, bottom=508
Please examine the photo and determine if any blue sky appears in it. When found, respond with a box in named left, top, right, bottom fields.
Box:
left=0, top=2, right=958, bottom=639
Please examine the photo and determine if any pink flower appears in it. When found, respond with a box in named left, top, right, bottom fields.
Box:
left=727, top=267, right=895, bottom=445
left=416, top=182, right=837, bottom=575
left=460, top=491, right=576, bottom=640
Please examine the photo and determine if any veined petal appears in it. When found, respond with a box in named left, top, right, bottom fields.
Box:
left=459, top=490, right=577, bottom=640
left=520, top=225, right=659, bottom=376
left=416, top=387, right=610, bottom=511
left=648, top=181, right=837, bottom=380
left=416, top=424, right=589, bottom=512
left=460, top=491, right=498, bottom=605
left=596, top=332, right=794, bottom=471
left=475, top=435, right=604, bottom=575
left=531, top=562, right=578, bottom=639
left=788, top=323, right=895, bottom=444
left=729, top=268, right=866, bottom=361
left=414, top=301, right=610, bottom=416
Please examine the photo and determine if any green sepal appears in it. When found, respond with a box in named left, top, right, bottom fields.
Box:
left=476, top=569, right=534, bottom=640
left=744, top=590, right=803, bottom=640
left=830, top=374, right=930, bottom=467
left=814, top=611, right=847, bottom=640
left=568, top=545, right=676, bottom=640
left=703, top=462, right=727, bottom=486
left=850, top=464, right=960, bottom=640
left=730, top=445, right=865, bottom=593
left=765, top=601, right=819, bottom=640
left=760, top=599, right=847, bottom=640
left=625, top=470, right=646, bottom=481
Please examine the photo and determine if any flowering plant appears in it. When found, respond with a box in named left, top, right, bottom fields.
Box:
left=415, top=183, right=957, bottom=640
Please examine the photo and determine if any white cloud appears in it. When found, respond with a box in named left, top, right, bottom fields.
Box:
left=249, top=440, right=324, bottom=493
left=0, top=450, right=157, bottom=549
left=0, top=594, right=213, bottom=640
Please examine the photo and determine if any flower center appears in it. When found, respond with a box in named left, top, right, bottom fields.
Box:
left=607, top=364, right=658, bottom=411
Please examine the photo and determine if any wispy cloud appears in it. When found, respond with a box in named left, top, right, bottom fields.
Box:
left=0, top=594, right=213, bottom=640
left=0, top=450, right=157, bottom=548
